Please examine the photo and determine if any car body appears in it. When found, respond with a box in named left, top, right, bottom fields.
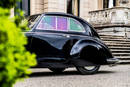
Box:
left=25, top=12, right=119, bottom=74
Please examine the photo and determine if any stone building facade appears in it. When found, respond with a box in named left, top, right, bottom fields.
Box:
left=12, top=0, right=130, bottom=21
left=29, top=0, right=103, bottom=20
left=11, top=0, right=130, bottom=37
left=88, top=0, right=130, bottom=38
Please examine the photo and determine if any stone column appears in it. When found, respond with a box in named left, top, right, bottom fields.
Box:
left=10, top=8, right=14, bottom=18
left=72, top=0, right=78, bottom=16
left=30, top=0, right=44, bottom=15
left=108, top=0, right=114, bottom=8
left=98, top=0, right=103, bottom=10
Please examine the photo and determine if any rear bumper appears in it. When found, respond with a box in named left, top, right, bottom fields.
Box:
left=107, top=58, right=119, bottom=66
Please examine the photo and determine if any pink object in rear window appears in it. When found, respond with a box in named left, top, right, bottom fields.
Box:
left=57, top=17, right=68, bottom=31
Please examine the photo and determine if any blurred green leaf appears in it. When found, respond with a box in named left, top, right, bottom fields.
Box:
left=0, top=2, right=37, bottom=87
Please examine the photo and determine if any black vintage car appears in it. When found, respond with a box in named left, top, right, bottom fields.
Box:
left=25, top=12, right=119, bottom=75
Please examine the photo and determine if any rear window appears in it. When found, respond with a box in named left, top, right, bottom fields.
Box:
left=37, top=16, right=56, bottom=30
left=36, top=16, right=85, bottom=32
left=69, top=18, right=84, bottom=32
left=57, top=17, right=68, bottom=31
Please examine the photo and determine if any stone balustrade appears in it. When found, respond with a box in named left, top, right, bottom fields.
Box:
left=88, top=7, right=130, bottom=27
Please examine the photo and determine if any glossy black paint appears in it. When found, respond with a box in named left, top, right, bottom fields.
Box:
left=25, top=12, right=117, bottom=68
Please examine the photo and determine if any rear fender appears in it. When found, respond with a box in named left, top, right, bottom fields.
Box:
left=70, top=40, right=102, bottom=57
left=70, top=39, right=113, bottom=60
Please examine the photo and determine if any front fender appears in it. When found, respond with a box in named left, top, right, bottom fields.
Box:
left=70, top=39, right=113, bottom=59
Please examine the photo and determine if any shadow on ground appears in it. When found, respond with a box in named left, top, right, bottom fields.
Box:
left=29, top=70, right=115, bottom=78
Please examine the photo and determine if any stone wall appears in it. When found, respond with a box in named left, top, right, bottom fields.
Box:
left=30, top=0, right=100, bottom=20
left=47, top=0, right=66, bottom=12
left=97, top=27, right=130, bottom=38
left=89, top=7, right=130, bottom=27
left=30, top=0, right=44, bottom=15
left=80, top=0, right=98, bottom=21
left=10, top=0, right=130, bottom=20
left=30, top=0, right=66, bottom=15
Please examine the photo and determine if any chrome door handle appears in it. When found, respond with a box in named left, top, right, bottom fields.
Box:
left=63, top=34, right=70, bottom=38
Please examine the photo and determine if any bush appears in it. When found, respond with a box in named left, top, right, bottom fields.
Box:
left=0, top=7, right=36, bottom=87
left=0, top=0, right=18, bottom=9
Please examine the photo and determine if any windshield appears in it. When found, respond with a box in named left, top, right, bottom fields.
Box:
left=28, top=14, right=41, bottom=28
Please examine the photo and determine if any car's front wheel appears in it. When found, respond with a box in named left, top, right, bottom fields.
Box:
left=49, top=68, right=65, bottom=73
left=76, top=65, right=100, bottom=75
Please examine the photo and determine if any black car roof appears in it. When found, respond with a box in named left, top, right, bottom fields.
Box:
left=29, top=12, right=100, bottom=38
left=43, top=12, right=87, bottom=23
left=29, top=12, right=88, bottom=25
left=30, top=12, right=78, bottom=18
left=43, top=12, right=95, bottom=29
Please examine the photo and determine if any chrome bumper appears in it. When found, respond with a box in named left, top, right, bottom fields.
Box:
left=107, top=58, right=119, bottom=66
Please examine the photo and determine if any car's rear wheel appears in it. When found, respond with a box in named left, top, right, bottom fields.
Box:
left=76, top=65, right=100, bottom=75
left=49, top=68, right=65, bottom=73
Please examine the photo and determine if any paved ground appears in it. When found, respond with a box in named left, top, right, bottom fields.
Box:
left=14, top=65, right=130, bottom=87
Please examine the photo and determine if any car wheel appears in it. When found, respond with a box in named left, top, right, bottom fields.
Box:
left=76, top=65, right=100, bottom=75
left=49, top=68, right=65, bottom=73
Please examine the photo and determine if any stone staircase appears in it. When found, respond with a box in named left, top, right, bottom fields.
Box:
left=99, top=34, right=130, bottom=64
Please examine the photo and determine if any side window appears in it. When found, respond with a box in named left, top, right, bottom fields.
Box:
left=37, top=16, right=56, bottom=30
left=57, top=17, right=68, bottom=31
left=36, top=16, right=85, bottom=32
left=69, top=18, right=85, bottom=32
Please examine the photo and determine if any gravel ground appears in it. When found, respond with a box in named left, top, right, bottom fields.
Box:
left=14, top=65, right=130, bottom=87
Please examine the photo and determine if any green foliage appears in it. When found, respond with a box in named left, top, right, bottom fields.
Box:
left=14, top=9, right=29, bottom=31
left=0, top=1, right=36, bottom=87
left=0, top=0, right=19, bottom=9
left=0, top=7, right=36, bottom=87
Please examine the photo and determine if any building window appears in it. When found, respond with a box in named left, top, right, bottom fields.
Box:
left=67, top=0, right=80, bottom=16
left=67, top=0, right=72, bottom=14
left=103, top=0, right=116, bottom=8
left=15, top=0, right=30, bottom=16
left=103, top=0, right=109, bottom=8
